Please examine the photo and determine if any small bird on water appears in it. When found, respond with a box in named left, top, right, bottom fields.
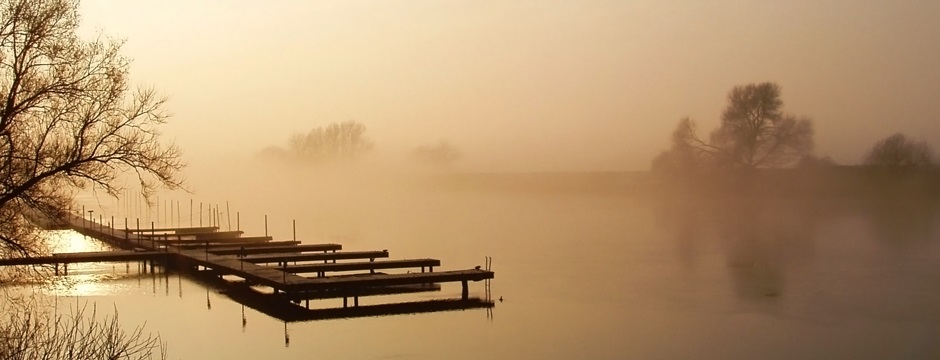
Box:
left=475, top=265, right=481, bottom=270
left=499, top=296, right=503, bottom=302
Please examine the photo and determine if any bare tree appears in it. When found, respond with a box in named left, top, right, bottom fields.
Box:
left=285, top=120, right=373, bottom=162
left=659, top=82, right=814, bottom=171
left=0, top=0, right=183, bottom=257
left=411, top=140, right=461, bottom=167
left=0, top=299, right=167, bottom=359
left=652, top=117, right=715, bottom=174
left=863, top=133, right=934, bottom=168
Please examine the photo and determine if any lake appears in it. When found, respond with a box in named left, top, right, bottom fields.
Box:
left=6, top=173, right=940, bottom=359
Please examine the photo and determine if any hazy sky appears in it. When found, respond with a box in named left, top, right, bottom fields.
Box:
left=79, top=1, right=940, bottom=171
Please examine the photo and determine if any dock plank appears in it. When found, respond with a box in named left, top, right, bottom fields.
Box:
left=0, top=251, right=167, bottom=266
left=126, top=226, right=219, bottom=234
left=278, top=258, right=441, bottom=275
left=174, top=240, right=300, bottom=249
left=243, top=250, right=390, bottom=264
left=153, top=236, right=273, bottom=245
left=209, top=243, right=342, bottom=256
left=288, top=269, right=494, bottom=292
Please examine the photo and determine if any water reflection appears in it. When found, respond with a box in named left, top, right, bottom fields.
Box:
left=654, top=188, right=824, bottom=307
left=863, top=194, right=940, bottom=252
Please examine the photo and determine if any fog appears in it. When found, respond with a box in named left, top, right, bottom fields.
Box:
left=52, top=2, right=940, bottom=358
left=78, top=0, right=940, bottom=172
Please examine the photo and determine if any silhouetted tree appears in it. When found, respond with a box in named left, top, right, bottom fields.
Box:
left=863, top=133, right=934, bottom=168
left=652, top=117, right=713, bottom=174
left=0, top=0, right=183, bottom=258
left=286, top=121, right=373, bottom=162
left=660, top=82, right=814, bottom=171
left=0, top=300, right=167, bottom=359
left=412, top=141, right=461, bottom=167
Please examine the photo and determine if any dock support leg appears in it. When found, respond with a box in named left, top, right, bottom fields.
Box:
left=54, top=263, right=58, bottom=276
left=305, top=299, right=309, bottom=309
left=461, top=280, right=468, bottom=300
left=343, top=297, right=347, bottom=308
left=64, top=263, right=68, bottom=276
left=354, top=296, right=359, bottom=307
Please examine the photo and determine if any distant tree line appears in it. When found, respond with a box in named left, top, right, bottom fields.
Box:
left=652, top=82, right=936, bottom=175
left=261, top=121, right=462, bottom=168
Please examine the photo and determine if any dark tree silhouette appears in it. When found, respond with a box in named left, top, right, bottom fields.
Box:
left=863, top=133, right=934, bottom=168
left=658, top=82, right=814, bottom=171
left=0, top=0, right=183, bottom=257
left=285, top=121, right=373, bottom=162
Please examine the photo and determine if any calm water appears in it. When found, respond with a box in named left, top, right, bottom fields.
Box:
left=8, top=184, right=940, bottom=359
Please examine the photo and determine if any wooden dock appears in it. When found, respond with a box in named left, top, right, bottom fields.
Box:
left=6, top=212, right=495, bottom=316
left=243, top=250, right=390, bottom=265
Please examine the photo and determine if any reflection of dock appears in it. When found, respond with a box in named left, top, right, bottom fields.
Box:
left=5, top=213, right=495, bottom=320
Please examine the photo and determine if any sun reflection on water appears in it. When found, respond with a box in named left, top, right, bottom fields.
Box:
left=44, top=229, right=109, bottom=253
left=31, top=230, right=142, bottom=297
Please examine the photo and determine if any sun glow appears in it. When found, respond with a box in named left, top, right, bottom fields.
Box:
left=44, top=230, right=109, bottom=254
left=34, top=230, right=138, bottom=297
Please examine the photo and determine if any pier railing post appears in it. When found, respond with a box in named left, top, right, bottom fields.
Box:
left=264, top=215, right=268, bottom=237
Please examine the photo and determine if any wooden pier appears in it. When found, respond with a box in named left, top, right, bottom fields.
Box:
left=4, top=212, right=495, bottom=318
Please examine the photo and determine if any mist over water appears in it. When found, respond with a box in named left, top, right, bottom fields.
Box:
left=0, top=1, right=933, bottom=357
left=25, top=159, right=936, bottom=359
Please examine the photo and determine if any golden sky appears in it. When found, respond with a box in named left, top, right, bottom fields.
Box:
left=79, top=0, right=940, bottom=171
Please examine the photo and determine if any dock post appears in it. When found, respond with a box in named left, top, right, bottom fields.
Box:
left=190, top=199, right=193, bottom=227
left=124, top=218, right=128, bottom=241
left=226, top=201, right=231, bottom=231
left=264, top=215, right=268, bottom=237
left=237, top=212, right=240, bottom=231
left=292, top=219, right=296, bottom=242
left=354, top=296, right=359, bottom=307
left=461, top=280, right=468, bottom=300
left=136, top=218, right=140, bottom=247
left=343, top=297, right=347, bottom=308
left=151, top=221, right=155, bottom=250
left=111, top=216, right=114, bottom=240
left=199, top=202, right=202, bottom=227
